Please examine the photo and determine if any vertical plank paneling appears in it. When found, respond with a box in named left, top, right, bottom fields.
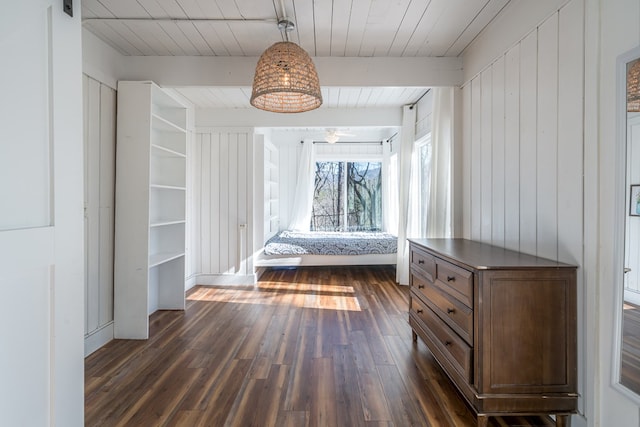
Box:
left=462, top=84, right=472, bottom=239
left=193, top=135, right=202, bottom=275
left=84, top=75, right=117, bottom=341
left=98, top=84, right=116, bottom=326
left=219, top=133, right=230, bottom=273
left=557, top=0, right=584, bottom=265
left=491, top=57, right=506, bottom=247
left=86, top=77, right=102, bottom=334
left=470, top=78, right=482, bottom=242
left=480, top=69, right=493, bottom=244
left=518, top=31, right=538, bottom=256
left=228, top=133, right=239, bottom=274
left=194, top=129, right=255, bottom=277
left=536, top=14, right=559, bottom=260
left=210, top=133, right=221, bottom=273
left=279, top=142, right=296, bottom=231
left=504, top=44, right=521, bottom=252
left=238, top=133, right=248, bottom=274
left=83, top=74, right=90, bottom=334
left=462, top=5, right=585, bottom=261
left=200, top=134, right=211, bottom=275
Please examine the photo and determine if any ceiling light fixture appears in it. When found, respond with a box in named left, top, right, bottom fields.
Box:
left=250, top=18, right=322, bottom=113
left=325, top=131, right=340, bottom=144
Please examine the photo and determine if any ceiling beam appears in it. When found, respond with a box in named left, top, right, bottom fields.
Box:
left=196, top=107, right=403, bottom=128
left=120, top=56, right=463, bottom=88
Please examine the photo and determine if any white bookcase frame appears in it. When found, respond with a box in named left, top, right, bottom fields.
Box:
left=114, top=81, right=187, bottom=339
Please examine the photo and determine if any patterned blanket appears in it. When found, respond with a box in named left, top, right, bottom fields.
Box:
left=264, top=231, right=398, bottom=256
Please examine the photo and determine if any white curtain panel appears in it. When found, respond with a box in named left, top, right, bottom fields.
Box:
left=288, top=140, right=316, bottom=231
left=396, top=106, right=417, bottom=285
left=426, top=87, right=454, bottom=238
left=396, top=88, right=454, bottom=284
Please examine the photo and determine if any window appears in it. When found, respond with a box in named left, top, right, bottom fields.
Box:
left=416, top=136, right=432, bottom=236
left=311, top=161, right=382, bottom=231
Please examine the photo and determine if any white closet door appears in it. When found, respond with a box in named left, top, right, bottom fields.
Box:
left=0, top=1, right=84, bottom=425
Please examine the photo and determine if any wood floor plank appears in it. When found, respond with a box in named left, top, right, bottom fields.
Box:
left=197, top=358, right=253, bottom=426
left=384, top=333, right=471, bottom=427
left=310, top=357, right=338, bottom=427
left=349, top=330, right=393, bottom=422
left=85, top=265, right=556, bottom=427
left=283, top=323, right=315, bottom=411
left=275, top=410, right=310, bottom=427
left=332, top=345, right=368, bottom=427
left=377, top=363, right=431, bottom=426
left=274, top=307, right=303, bottom=365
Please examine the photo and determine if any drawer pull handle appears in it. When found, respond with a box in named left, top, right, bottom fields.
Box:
left=444, top=341, right=452, bottom=347
left=416, top=309, right=423, bottom=314
left=418, top=259, right=425, bottom=264
left=446, top=276, right=455, bottom=282
left=447, top=308, right=455, bottom=314
left=418, top=284, right=425, bottom=289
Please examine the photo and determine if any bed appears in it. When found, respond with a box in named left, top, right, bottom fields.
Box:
left=254, top=230, right=397, bottom=269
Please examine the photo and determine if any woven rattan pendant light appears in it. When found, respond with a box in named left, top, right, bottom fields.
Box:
left=628, top=58, right=640, bottom=113
left=250, top=19, right=322, bottom=113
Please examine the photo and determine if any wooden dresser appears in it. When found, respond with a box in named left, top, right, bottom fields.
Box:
left=408, top=238, right=577, bottom=427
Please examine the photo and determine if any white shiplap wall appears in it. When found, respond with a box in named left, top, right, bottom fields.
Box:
left=462, top=0, right=584, bottom=264
left=461, top=0, right=586, bottom=416
left=83, top=74, right=116, bottom=355
left=192, top=128, right=255, bottom=284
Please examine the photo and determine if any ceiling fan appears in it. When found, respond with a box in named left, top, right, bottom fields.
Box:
left=324, top=129, right=355, bottom=144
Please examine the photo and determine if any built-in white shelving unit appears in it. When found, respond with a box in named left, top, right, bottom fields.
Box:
left=264, top=140, right=279, bottom=241
left=114, top=81, right=187, bottom=339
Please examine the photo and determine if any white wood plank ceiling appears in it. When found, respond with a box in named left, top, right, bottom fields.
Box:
left=82, top=0, right=510, bottom=108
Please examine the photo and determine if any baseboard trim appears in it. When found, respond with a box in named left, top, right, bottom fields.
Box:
left=84, top=322, right=114, bottom=356
left=185, top=274, right=198, bottom=291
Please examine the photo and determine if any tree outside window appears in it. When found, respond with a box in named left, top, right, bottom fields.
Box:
left=311, top=161, right=382, bottom=231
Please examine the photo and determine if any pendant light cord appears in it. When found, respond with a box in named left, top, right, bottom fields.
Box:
left=278, top=0, right=290, bottom=41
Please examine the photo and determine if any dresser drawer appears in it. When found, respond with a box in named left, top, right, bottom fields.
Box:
left=410, top=244, right=436, bottom=282
left=410, top=298, right=472, bottom=383
left=414, top=278, right=473, bottom=345
left=435, top=259, right=473, bottom=307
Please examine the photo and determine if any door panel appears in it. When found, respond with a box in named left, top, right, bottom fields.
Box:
left=0, top=1, right=84, bottom=425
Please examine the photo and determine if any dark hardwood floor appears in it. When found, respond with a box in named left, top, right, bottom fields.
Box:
left=85, top=266, right=555, bottom=426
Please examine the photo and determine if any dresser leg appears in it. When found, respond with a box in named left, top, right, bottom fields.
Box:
left=412, top=330, right=417, bottom=342
left=556, top=414, right=571, bottom=427
left=477, top=415, right=489, bottom=427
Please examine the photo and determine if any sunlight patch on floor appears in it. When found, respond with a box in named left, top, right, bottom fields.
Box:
left=187, top=283, right=362, bottom=311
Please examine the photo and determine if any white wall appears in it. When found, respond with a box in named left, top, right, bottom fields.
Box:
left=461, top=0, right=587, bottom=423
left=82, top=28, right=123, bottom=90
left=191, top=128, right=255, bottom=285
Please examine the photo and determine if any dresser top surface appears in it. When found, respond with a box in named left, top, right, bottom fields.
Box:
left=408, top=238, right=577, bottom=270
